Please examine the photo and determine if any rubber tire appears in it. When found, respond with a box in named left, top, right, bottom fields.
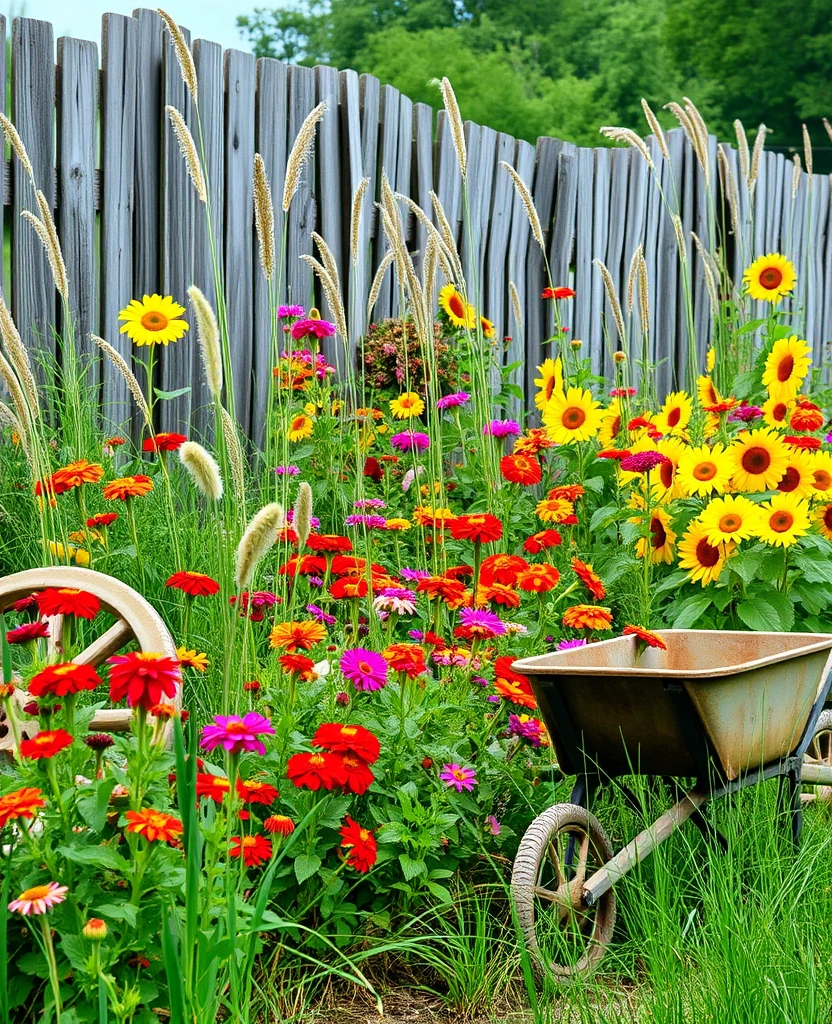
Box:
left=806, top=709, right=832, bottom=804
left=512, top=802, right=616, bottom=981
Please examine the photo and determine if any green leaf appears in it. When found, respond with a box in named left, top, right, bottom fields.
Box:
left=793, top=552, right=832, bottom=585
left=153, top=386, right=191, bottom=400
left=672, top=594, right=712, bottom=628
left=589, top=505, right=620, bottom=532
left=398, top=853, right=426, bottom=881
left=59, top=935, right=90, bottom=972
left=736, top=597, right=784, bottom=632
left=726, top=549, right=762, bottom=585
left=317, top=796, right=352, bottom=830
left=75, top=778, right=116, bottom=832
left=762, top=591, right=795, bottom=631
left=94, top=902, right=138, bottom=929
left=57, top=844, right=127, bottom=872
left=293, top=853, right=322, bottom=884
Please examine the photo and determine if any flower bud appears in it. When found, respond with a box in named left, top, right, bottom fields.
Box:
left=613, top=350, right=627, bottom=363
left=82, top=918, right=107, bottom=942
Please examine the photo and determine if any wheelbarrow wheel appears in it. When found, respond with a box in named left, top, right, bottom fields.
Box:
left=512, top=802, right=616, bottom=980
left=804, top=709, right=832, bottom=804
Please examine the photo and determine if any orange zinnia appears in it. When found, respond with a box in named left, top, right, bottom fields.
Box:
left=479, top=553, right=529, bottom=587
left=103, top=475, right=154, bottom=500
left=52, top=459, right=104, bottom=490
left=268, top=620, right=327, bottom=652
left=623, top=624, right=667, bottom=649
left=513, top=428, right=555, bottom=455
left=0, top=787, right=46, bottom=829
left=500, top=453, right=542, bottom=486
left=571, top=558, right=606, bottom=600
left=415, top=575, right=468, bottom=607
left=329, top=576, right=369, bottom=599
left=125, top=807, right=183, bottom=844
left=562, top=604, right=613, bottom=631
left=476, top=583, right=521, bottom=608
left=517, top=564, right=561, bottom=592
left=493, top=656, right=536, bottom=709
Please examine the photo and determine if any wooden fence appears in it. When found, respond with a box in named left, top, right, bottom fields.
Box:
left=0, top=10, right=829, bottom=444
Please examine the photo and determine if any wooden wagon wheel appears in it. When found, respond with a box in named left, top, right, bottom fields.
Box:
left=804, top=709, right=832, bottom=805
left=512, top=802, right=616, bottom=980
left=0, top=566, right=178, bottom=753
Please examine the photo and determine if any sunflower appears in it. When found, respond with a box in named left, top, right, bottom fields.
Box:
left=762, top=395, right=794, bottom=430
left=706, top=347, right=715, bottom=373
left=700, top=494, right=759, bottom=544
left=542, top=387, right=603, bottom=444
left=597, top=399, right=623, bottom=448
left=438, top=284, right=475, bottom=329
left=389, top=392, right=425, bottom=419
left=696, top=375, right=721, bottom=408
left=118, top=294, right=189, bottom=347
left=743, top=253, right=796, bottom=303
left=729, top=428, right=789, bottom=492
left=533, top=358, right=564, bottom=411
left=617, top=436, right=659, bottom=488
left=480, top=315, right=495, bottom=338
left=754, top=492, right=810, bottom=547
left=287, top=415, right=314, bottom=442
left=775, top=449, right=815, bottom=497
left=677, top=520, right=732, bottom=587
left=676, top=443, right=732, bottom=497
left=653, top=391, right=693, bottom=437
left=635, top=506, right=677, bottom=564
left=810, top=452, right=832, bottom=498
left=651, top=437, right=687, bottom=502
left=762, top=336, right=812, bottom=403
left=815, top=502, right=832, bottom=540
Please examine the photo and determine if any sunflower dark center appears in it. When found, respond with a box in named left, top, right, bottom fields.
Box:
left=824, top=507, right=832, bottom=529
left=742, top=446, right=771, bottom=474
left=449, top=293, right=465, bottom=318
left=696, top=538, right=720, bottom=567
left=770, top=511, right=794, bottom=533
left=718, top=514, right=742, bottom=533
left=140, top=311, right=168, bottom=331
left=563, top=407, right=586, bottom=429
left=760, top=267, right=784, bottom=290
left=650, top=516, right=667, bottom=548
left=694, top=461, right=717, bottom=481
left=666, top=406, right=681, bottom=428
left=659, top=461, right=674, bottom=488
left=814, top=470, right=831, bottom=490
left=777, top=354, right=794, bottom=382
left=778, top=467, right=800, bottom=492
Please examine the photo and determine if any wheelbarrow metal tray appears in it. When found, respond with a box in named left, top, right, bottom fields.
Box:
left=512, top=631, right=832, bottom=780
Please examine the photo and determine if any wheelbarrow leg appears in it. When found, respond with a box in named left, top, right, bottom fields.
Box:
left=778, top=768, right=803, bottom=848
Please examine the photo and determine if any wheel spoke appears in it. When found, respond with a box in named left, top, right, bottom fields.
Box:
left=73, top=619, right=133, bottom=667
left=574, top=832, right=591, bottom=886
left=547, top=842, right=566, bottom=887
left=46, top=614, right=63, bottom=658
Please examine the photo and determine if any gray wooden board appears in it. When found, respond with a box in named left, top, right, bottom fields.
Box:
left=603, top=147, right=631, bottom=365
left=658, top=130, right=683, bottom=389
left=0, top=17, right=5, bottom=293
left=375, top=84, right=399, bottom=318
left=573, top=147, right=595, bottom=371
left=590, top=146, right=610, bottom=378
left=549, top=141, right=578, bottom=347
left=285, top=64, right=317, bottom=317
left=412, top=101, right=434, bottom=297
left=505, top=139, right=534, bottom=420
left=396, top=92, right=413, bottom=246
left=484, top=132, right=515, bottom=394
left=622, top=143, right=649, bottom=372
left=358, top=74, right=379, bottom=256
left=524, top=136, right=561, bottom=397
left=315, top=64, right=343, bottom=368
left=340, top=68, right=368, bottom=350
left=434, top=109, right=462, bottom=248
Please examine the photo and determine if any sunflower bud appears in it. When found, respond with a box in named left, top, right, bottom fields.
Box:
left=613, top=351, right=627, bottom=364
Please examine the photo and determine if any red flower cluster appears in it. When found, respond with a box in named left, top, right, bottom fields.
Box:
left=339, top=815, right=377, bottom=873
left=449, top=513, right=503, bottom=544
left=166, top=571, right=220, bottom=597
left=492, top=656, right=536, bottom=710
left=287, top=724, right=381, bottom=796
left=107, top=651, right=181, bottom=712
left=143, top=432, right=187, bottom=452
left=28, top=663, right=102, bottom=698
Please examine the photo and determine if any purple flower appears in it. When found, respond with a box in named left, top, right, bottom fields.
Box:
left=483, top=419, right=521, bottom=438
left=826, top=431, right=832, bottom=445
left=249, top=591, right=277, bottom=609
left=457, top=607, right=506, bottom=638
left=373, top=588, right=417, bottom=615
left=509, top=713, right=544, bottom=747
left=200, top=713, right=275, bottom=756
left=557, top=638, right=587, bottom=651
left=291, top=317, right=336, bottom=340
left=400, top=567, right=431, bottom=581
left=409, top=629, right=425, bottom=640
left=391, top=431, right=431, bottom=452
left=335, top=691, right=350, bottom=705
left=345, top=514, right=387, bottom=528
left=728, top=405, right=763, bottom=423
left=437, top=392, right=471, bottom=411
left=340, top=648, right=389, bottom=691
left=274, top=465, right=301, bottom=475
left=619, top=451, right=670, bottom=474
left=307, top=603, right=336, bottom=626
left=278, top=304, right=304, bottom=318
left=486, top=814, right=501, bottom=836
left=307, top=576, right=324, bottom=588
left=287, top=509, right=320, bottom=528
left=354, top=498, right=386, bottom=509
left=439, top=763, right=477, bottom=793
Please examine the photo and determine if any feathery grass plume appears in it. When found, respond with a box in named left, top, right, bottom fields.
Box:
left=165, top=106, right=207, bottom=203
left=509, top=281, right=522, bottom=330
left=235, top=502, right=284, bottom=589
left=282, top=102, right=327, bottom=213
left=300, top=254, right=348, bottom=341
left=220, top=407, right=245, bottom=499
left=367, top=250, right=396, bottom=322
left=253, top=153, right=275, bottom=280
left=792, top=154, right=802, bottom=199
left=22, top=210, right=69, bottom=301
left=749, top=124, right=767, bottom=197
left=33, top=191, right=69, bottom=301
left=802, top=124, right=813, bottom=178
left=311, top=231, right=342, bottom=293
left=500, top=162, right=545, bottom=254
left=683, top=97, right=710, bottom=154
left=824, top=118, right=832, bottom=143
left=718, top=146, right=740, bottom=240
left=663, top=102, right=706, bottom=175
left=293, top=481, right=313, bottom=549
left=92, top=335, right=152, bottom=426
left=0, top=398, right=30, bottom=464
left=423, top=234, right=439, bottom=307
left=428, top=190, right=463, bottom=282
left=0, top=113, right=34, bottom=182
left=734, top=120, right=750, bottom=181
left=157, top=9, right=198, bottom=103
left=599, top=127, right=655, bottom=171
left=179, top=440, right=224, bottom=502
left=692, top=232, right=720, bottom=314
left=395, top=192, right=458, bottom=281
left=432, top=77, right=466, bottom=179
left=671, top=214, right=688, bottom=263
left=626, top=244, right=643, bottom=314
left=350, top=177, right=370, bottom=267
left=0, top=293, right=38, bottom=418
left=0, top=350, right=30, bottom=436
left=640, top=99, right=669, bottom=161
left=636, top=252, right=650, bottom=338
left=593, top=259, right=625, bottom=343
left=187, top=285, right=222, bottom=399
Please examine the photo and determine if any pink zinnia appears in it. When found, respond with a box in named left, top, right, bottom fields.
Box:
left=456, top=607, right=506, bottom=638
left=483, top=420, right=521, bottom=438
left=557, top=638, right=587, bottom=650
left=291, top=317, right=336, bottom=340
left=278, top=305, right=304, bottom=318
left=728, top=405, right=763, bottom=423
left=8, top=881, right=68, bottom=916
left=274, top=465, right=301, bottom=475
left=200, top=713, right=275, bottom=756
left=340, top=648, right=388, bottom=691
left=344, top=514, right=387, bottom=528
left=619, top=451, right=670, bottom=474
left=391, top=431, right=430, bottom=452
left=439, top=763, right=477, bottom=792
left=437, top=392, right=471, bottom=410
left=6, top=621, right=49, bottom=644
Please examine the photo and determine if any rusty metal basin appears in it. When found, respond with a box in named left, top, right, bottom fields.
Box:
left=513, top=631, right=832, bottom=780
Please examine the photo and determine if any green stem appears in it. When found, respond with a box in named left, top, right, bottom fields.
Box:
left=41, top=917, right=63, bottom=1020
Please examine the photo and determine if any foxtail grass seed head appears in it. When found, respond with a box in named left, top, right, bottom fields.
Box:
left=367, top=250, right=395, bottom=322
left=179, top=441, right=224, bottom=502
left=509, top=281, right=522, bottom=330
left=0, top=113, right=34, bottom=182
left=599, top=126, right=655, bottom=171
left=293, top=481, right=313, bottom=549
left=351, top=177, right=370, bottom=267
left=803, top=123, right=813, bottom=178
left=311, top=232, right=341, bottom=293
left=220, top=406, right=246, bottom=499
left=0, top=349, right=29, bottom=435
left=792, top=154, right=802, bottom=199
left=92, top=335, right=152, bottom=426
left=428, top=191, right=463, bottom=282
left=166, top=106, right=207, bottom=203
left=500, top=162, right=545, bottom=254
left=283, top=102, right=327, bottom=213
left=627, top=244, right=643, bottom=314
left=734, top=119, right=750, bottom=181
left=432, top=77, right=466, bottom=179
left=253, top=153, right=275, bottom=280
left=593, top=259, right=625, bottom=342
left=300, top=254, right=348, bottom=341
left=690, top=231, right=721, bottom=312
left=671, top=214, right=687, bottom=263
left=157, top=9, right=198, bottom=102
left=718, top=146, right=740, bottom=239
left=235, top=502, right=284, bottom=589
left=664, top=102, right=705, bottom=174
left=824, top=118, right=832, bottom=143
left=0, top=399, right=20, bottom=432
left=749, top=124, right=767, bottom=192
left=187, top=285, right=222, bottom=399
left=22, top=206, right=69, bottom=301
left=636, top=253, right=650, bottom=338
left=0, top=293, right=38, bottom=419
left=640, top=99, right=669, bottom=161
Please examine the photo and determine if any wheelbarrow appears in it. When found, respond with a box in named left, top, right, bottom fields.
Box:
left=510, top=630, right=832, bottom=979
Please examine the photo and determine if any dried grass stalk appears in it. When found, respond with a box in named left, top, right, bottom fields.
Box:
left=22, top=207, right=69, bottom=301
left=157, top=9, right=198, bottom=102
left=792, top=154, right=802, bottom=199
left=166, top=106, right=207, bottom=202
left=593, top=260, right=625, bottom=342
left=683, top=97, right=710, bottom=155
left=311, top=232, right=341, bottom=293
left=500, top=161, right=545, bottom=254
left=253, top=153, right=275, bottom=280
left=187, top=285, right=222, bottom=399
left=367, top=250, right=396, bottom=322
left=749, top=124, right=767, bottom=195
left=293, top=481, right=313, bottom=549
left=428, top=190, right=463, bottom=281
left=34, top=191, right=69, bottom=300
left=92, top=335, right=152, bottom=426
left=179, top=440, right=223, bottom=502
left=664, top=102, right=706, bottom=177
left=0, top=399, right=20, bottom=432
left=0, top=293, right=38, bottom=418
left=509, top=281, right=522, bottom=330
left=0, top=113, right=34, bottom=182
left=671, top=214, right=687, bottom=263
left=734, top=119, right=750, bottom=181
left=395, top=192, right=459, bottom=282
left=235, top=502, right=284, bottom=589
left=220, top=406, right=245, bottom=499
left=641, top=99, right=669, bottom=161
left=282, top=102, right=327, bottom=212
left=0, top=349, right=29, bottom=434
left=350, top=177, right=370, bottom=267
left=300, top=254, right=348, bottom=342
left=824, top=118, right=832, bottom=143
left=691, top=231, right=720, bottom=313
left=433, top=77, right=466, bottom=178
left=636, top=253, right=650, bottom=338
left=718, top=146, right=740, bottom=240
left=600, top=126, right=655, bottom=171
left=626, top=244, right=643, bottom=314
left=803, top=123, right=813, bottom=178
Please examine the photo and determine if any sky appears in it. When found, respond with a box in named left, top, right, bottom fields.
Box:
left=5, top=0, right=253, bottom=51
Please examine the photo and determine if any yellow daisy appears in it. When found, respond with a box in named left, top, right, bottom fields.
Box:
left=635, top=506, right=677, bottom=564
left=696, top=375, right=722, bottom=409
left=385, top=518, right=412, bottom=531
left=700, top=494, right=760, bottom=545
left=729, top=428, right=789, bottom=492
left=287, top=414, right=314, bottom=442
left=653, top=391, right=693, bottom=437
left=775, top=449, right=815, bottom=498
left=118, top=294, right=189, bottom=347
left=439, top=284, right=475, bottom=329
left=480, top=315, right=495, bottom=338
left=761, top=395, right=795, bottom=430
left=676, top=443, right=732, bottom=497
left=677, top=520, right=732, bottom=587
left=754, top=492, right=810, bottom=547
left=533, top=358, right=564, bottom=411
left=598, top=399, right=623, bottom=448
left=810, top=452, right=832, bottom=499
left=815, top=502, right=832, bottom=540
left=176, top=647, right=209, bottom=672
left=743, top=253, right=796, bottom=303
left=389, top=392, right=425, bottom=419
left=762, top=336, right=812, bottom=402
left=542, top=388, right=604, bottom=444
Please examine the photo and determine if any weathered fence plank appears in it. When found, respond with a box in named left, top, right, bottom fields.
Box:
left=315, top=63, right=343, bottom=366
left=285, top=65, right=316, bottom=318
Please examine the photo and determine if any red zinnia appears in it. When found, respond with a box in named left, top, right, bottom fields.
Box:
left=0, top=787, right=46, bottom=829
left=6, top=621, right=50, bottom=644
left=493, top=656, right=536, bottom=709
left=305, top=534, right=353, bottom=553
left=236, top=778, right=280, bottom=805
left=339, top=815, right=378, bottom=873
left=36, top=588, right=100, bottom=620
left=107, top=651, right=181, bottom=712
left=517, top=564, right=561, bottom=592
left=278, top=653, right=317, bottom=679
left=571, top=558, right=606, bottom=600
left=448, top=513, right=503, bottom=544
left=87, top=512, right=118, bottom=528
left=166, top=571, right=220, bottom=597
left=195, top=773, right=230, bottom=802
left=312, top=722, right=381, bottom=763
left=784, top=435, right=822, bottom=450
left=363, top=456, right=384, bottom=482
left=230, top=834, right=273, bottom=867
left=500, top=453, right=542, bottom=486
left=479, top=553, right=529, bottom=587
left=542, top=286, right=575, bottom=300
left=263, top=815, right=296, bottom=836
left=28, top=663, right=102, bottom=697
left=623, top=624, right=667, bottom=650
left=523, top=529, right=562, bottom=554
left=19, top=730, right=74, bottom=759
left=143, top=432, right=187, bottom=452
left=329, top=576, right=369, bottom=599
left=339, top=754, right=375, bottom=795
left=286, top=751, right=347, bottom=791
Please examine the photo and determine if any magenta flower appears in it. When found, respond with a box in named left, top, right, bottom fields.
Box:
left=486, top=814, right=501, bottom=836
left=728, top=405, right=763, bottom=423
left=483, top=420, right=521, bottom=438
left=509, top=714, right=545, bottom=747
left=400, top=567, right=430, bottom=581
left=278, top=304, right=304, bottom=318
left=373, top=588, right=417, bottom=615
left=340, top=648, right=389, bottom=691
left=274, top=465, right=301, bottom=475
left=291, top=317, right=336, bottom=341
left=6, top=621, right=50, bottom=644
left=345, top=514, right=387, bottom=528
left=286, top=509, right=321, bottom=528
left=440, top=763, right=477, bottom=792
left=200, top=712, right=275, bottom=756
left=354, top=498, right=386, bottom=509
left=307, top=603, right=336, bottom=626
left=619, top=451, right=670, bottom=474
left=557, top=637, right=587, bottom=651
left=437, top=392, right=471, bottom=410
left=456, top=607, right=506, bottom=638
left=391, top=431, right=431, bottom=452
